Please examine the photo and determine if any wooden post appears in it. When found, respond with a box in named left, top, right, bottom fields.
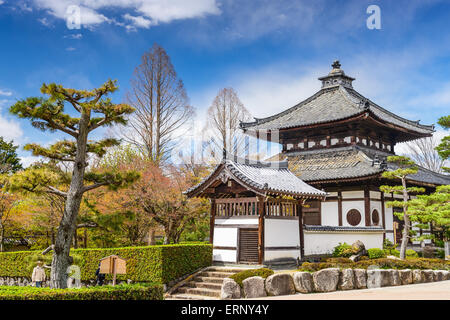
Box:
left=210, top=199, right=216, bottom=244
left=257, top=196, right=265, bottom=265
left=337, top=191, right=343, bottom=226
left=298, top=201, right=304, bottom=259
left=112, top=257, right=117, bottom=286
left=364, top=187, right=371, bottom=226
left=381, top=192, right=386, bottom=241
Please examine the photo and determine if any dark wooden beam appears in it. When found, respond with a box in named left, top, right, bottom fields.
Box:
left=338, top=191, right=343, bottom=226
left=209, top=199, right=216, bottom=244
left=257, top=196, right=265, bottom=264
left=364, top=187, right=371, bottom=226
left=298, top=202, right=304, bottom=259
left=381, top=192, right=386, bottom=242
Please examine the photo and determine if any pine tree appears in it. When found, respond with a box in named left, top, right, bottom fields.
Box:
left=380, top=156, right=425, bottom=260
left=9, top=80, right=139, bottom=288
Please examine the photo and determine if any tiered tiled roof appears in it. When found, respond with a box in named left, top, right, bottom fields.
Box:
left=240, top=61, right=434, bottom=137
left=269, top=146, right=450, bottom=186
left=184, top=157, right=327, bottom=199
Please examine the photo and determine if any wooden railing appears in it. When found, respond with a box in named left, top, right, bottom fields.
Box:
left=214, top=197, right=299, bottom=217
left=265, top=198, right=297, bottom=217
left=215, top=197, right=258, bottom=216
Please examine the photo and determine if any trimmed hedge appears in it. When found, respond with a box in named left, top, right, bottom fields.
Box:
left=230, top=268, right=274, bottom=287
left=299, top=257, right=450, bottom=272
left=0, top=244, right=212, bottom=284
left=0, top=283, right=163, bottom=300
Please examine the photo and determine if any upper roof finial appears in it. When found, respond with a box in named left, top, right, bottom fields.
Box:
left=332, top=60, right=341, bottom=69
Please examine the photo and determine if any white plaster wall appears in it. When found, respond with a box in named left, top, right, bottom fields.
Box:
left=215, top=218, right=258, bottom=225
left=213, top=249, right=237, bottom=262
left=342, top=191, right=364, bottom=198
left=304, top=232, right=384, bottom=255
left=327, top=192, right=338, bottom=197
left=321, top=202, right=339, bottom=226
left=213, top=227, right=237, bottom=247
left=342, top=200, right=365, bottom=227
left=265, top=219, right=299, bottom=247
left=265, top=250, right=300, bottom=262
left=370, top=200, right=382, bottom=227
left=370, top=191, right=381, bottom=199
left=385, top=206, right=394, bottom=242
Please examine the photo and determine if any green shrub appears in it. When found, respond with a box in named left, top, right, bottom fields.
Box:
left=230, top=268, right=274, bottom=287
left=406, top=249, right=419, bottom=258
left=383, top=238, right=396, bottom=251
left=0, top=244, right=212, bottom=284
left=367, top=248, right=386, bottom=259
left=0, top=283, right=163, bottom=300
left=434, top=239, right=444, bottom=248
left=298, top=257, right=450, bottom=272
left=332, top=243, right=353, bottom=258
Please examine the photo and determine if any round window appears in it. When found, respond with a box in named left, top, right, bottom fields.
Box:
left=346, top=209, right=361, bottom=226
left=372, top=209, right=380, bottom=225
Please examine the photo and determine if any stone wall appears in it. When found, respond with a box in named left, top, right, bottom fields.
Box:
left=221, top=268, right=450, bottom=299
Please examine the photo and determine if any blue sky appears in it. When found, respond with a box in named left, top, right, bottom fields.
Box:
left=0, top=0, right=450, bottom=165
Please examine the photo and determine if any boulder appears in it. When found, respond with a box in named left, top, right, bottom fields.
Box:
left=242, top=277, right=267, bottom=298
left=367, top=269, right=388, bottom=288
left=0, top=277, right=4, bottom=286
left=265, top=273, right=295, bottom=296
left=412, top=269, right=423, bottom=283
left=312, top=268, right=340, bottom=292
left=386, top=255, right=401, bottom=260
left=433, top=270, right=445, bottom=281
left=352, top=240, right=366, bottom=254
left=221, top=278, right=241, bottom=300
left=389, top=269, right=401, bottom=286
left=349, top=241, right=366, bottom=262
left=442, top=270, right=450, bottom=280
left=398, top=270, right=413, bottom=285
left=422, top=270, right=434, bottom=283
left=242, top=276, right=266, bottom=298
left=338, top=269, right=355, bottom=290
left=353, top=269, right=367, bottom=289
left=293, top=272, right=313, bottom=293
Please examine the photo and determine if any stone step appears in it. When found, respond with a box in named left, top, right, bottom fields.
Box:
left=166, top=294, right=219, bottom=300
left=206, top=267, right=248, bottom=273
left=199, top=271, right=235, bottom=278
left=186, top=281, right=223, bottom=290
left=193, top=276, right=225, bottom=284
left=177, top=287, right=221, bottom=298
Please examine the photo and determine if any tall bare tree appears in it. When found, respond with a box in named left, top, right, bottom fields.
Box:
left=124, top=43, right=194, bottom=165
left=402, top=136, right=445, bottom=173
left=204, top=87, right=252, bottom=158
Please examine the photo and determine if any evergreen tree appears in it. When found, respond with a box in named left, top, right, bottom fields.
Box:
left=0, top=137, right=22, bottom=174
left=8, top=80, right=139, bottom=288
left=380, top=156, right=425, bottom=260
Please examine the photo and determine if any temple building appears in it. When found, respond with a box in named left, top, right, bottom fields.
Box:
left=187, top=61, right=450, bottom=265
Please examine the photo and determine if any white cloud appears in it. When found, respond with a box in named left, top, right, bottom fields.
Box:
left=64, top=33, right=83, bottom=39
left=0, top=89, right=12, bottom=96
left=19, top=155, right=40, bottom=168
left=0, top=114, right=23, bottom=144
left=66, top=47, right=76, bottom=51
left=31, top=0, right=220, bottom=29
left=0, top=1, right=4, bottom=6
left=124, top=13, right=153, bottom=30
left=38, top=17, right=52, bottom=27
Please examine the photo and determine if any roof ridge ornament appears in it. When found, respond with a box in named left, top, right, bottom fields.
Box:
left=318, top=60, right=355, bottom=89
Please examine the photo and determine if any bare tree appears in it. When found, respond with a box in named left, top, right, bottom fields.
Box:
left=402, top=136, right=445, bottom=173
left=204, top=87, right=252, bottom=158
left=124, top=43, right=194, bottom=165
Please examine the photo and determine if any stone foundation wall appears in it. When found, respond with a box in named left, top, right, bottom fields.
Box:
left=221, top=268, right=450, bottom=299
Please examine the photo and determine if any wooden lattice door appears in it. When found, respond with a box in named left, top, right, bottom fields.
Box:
left=238, top=228, right=259, bottom=263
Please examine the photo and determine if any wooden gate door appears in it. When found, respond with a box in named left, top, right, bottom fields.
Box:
left=238, top=228, right=259, bottom=263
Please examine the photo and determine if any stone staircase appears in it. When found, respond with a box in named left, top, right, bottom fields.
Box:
left=166, top=267, right=244, bottom=300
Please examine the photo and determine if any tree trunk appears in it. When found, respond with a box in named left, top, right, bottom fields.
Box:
left=50, top=113, right=89, bottom=288
left=0, top=222, right=4, bottom=252
left=445, top=241, right=449, bottom=261
left=148, top=229, right=156, bottom=245
left=399, top=177, right=409, bottom=260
